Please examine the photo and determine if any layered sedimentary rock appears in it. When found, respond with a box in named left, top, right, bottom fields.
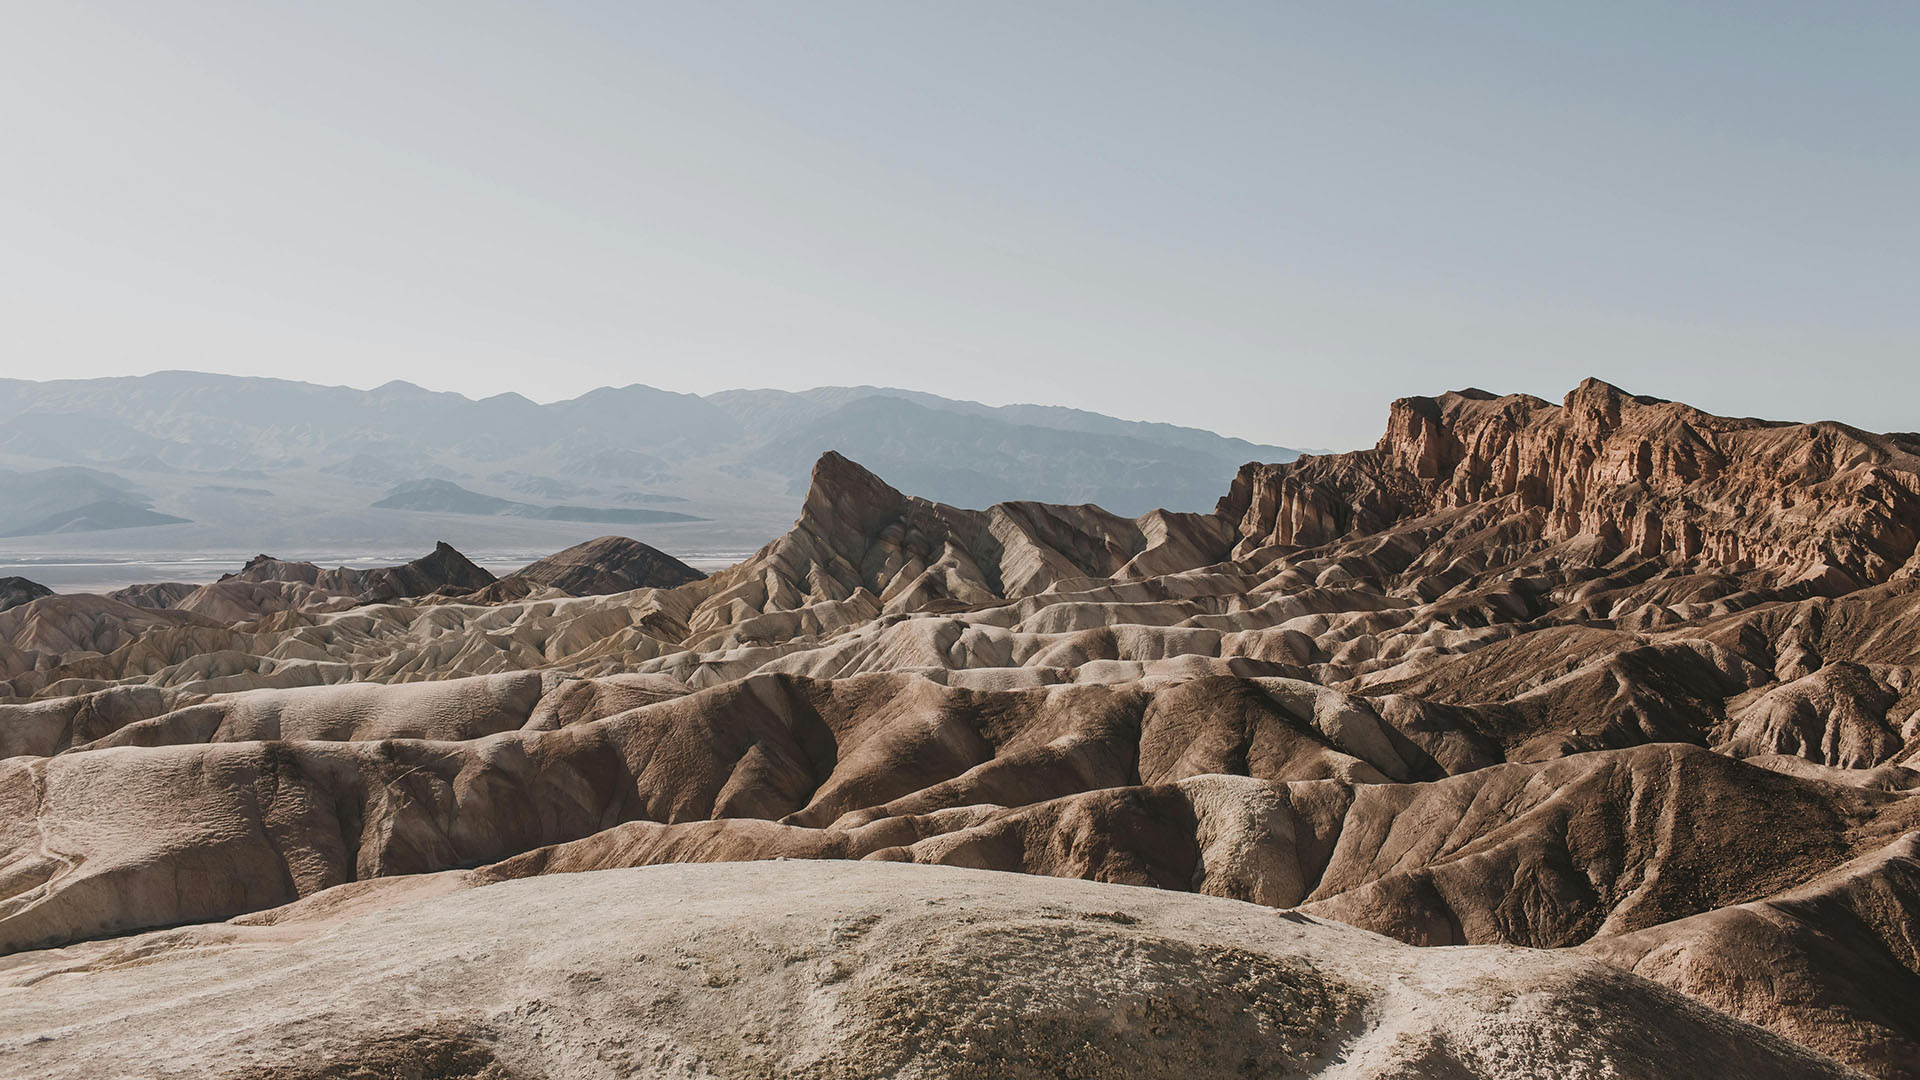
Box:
left=1220, top=378, right=1920, bottom=588
left=2, top=380, right=1918, bottom=1078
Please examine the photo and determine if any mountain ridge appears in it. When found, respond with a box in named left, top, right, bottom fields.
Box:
left=2, top=378, right=1917, bottom=1077
left=0, top=371, right=1296, bottom=554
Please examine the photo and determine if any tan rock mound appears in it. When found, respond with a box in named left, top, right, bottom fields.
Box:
left=473, top=534, right=706, bottom=602
left=0, top=861, right=1858, bottom=1080
left=104, top=581, right=196, bottom=609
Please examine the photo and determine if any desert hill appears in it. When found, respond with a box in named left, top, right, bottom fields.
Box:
left=1, top=379, right=1917, bottom=1077
left=0, top=579, right=51, bottom=614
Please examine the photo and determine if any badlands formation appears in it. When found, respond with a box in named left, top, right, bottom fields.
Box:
left=2, top=379, right=1919, bottom=1077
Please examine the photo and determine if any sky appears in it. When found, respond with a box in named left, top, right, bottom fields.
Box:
left=1, top=1, right=1914, bottom=450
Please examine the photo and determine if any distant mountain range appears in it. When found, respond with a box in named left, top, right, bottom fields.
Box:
left=0, top=372, right=1298, bottom=555
left=0, top=467, right=189, bottom=538
left=372, top=479, right=705, bottom=525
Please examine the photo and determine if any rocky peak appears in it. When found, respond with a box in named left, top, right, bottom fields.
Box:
left=680, top=452, right=1237, bottom=638
left=360, top=541, right=497, bottom=602
left=799, top=450, right=916, bottom=548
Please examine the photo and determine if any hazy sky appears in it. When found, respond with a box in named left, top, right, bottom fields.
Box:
left=2, top=2, right=1914, bottom=449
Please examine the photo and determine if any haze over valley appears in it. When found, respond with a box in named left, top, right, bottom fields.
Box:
left=0, top=372, right=1295, bottom=590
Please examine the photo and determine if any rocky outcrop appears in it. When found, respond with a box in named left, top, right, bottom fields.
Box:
left=474, top=534, right=706, bottom=601
left=1221, top=379, right=1920, bottom=590
left=217, top=540, right=496, bottom=603
left=0, top=579, right=51, bottom=614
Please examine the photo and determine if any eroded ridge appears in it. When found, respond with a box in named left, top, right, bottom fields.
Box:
left=3, top=380, right=1918, bottom=1078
